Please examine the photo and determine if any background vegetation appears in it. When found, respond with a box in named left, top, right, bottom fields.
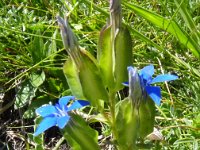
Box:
left=0, top=0, right=199, bottom=149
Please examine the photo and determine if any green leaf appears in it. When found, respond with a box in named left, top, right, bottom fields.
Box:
left=62, top=113, right=100, bottom=150
left=31, top=117, right=45, bottom=150
left=124, top=2, right=200, bottom=58
left=78, top=49, right=109, bottom=108
left=48, top=29, right=58, bottom=56
left=97, top=25, right=114, bottom=89
left=115, top=98, right=138, bottom=149
left=63, top=57, right=85, bottom=99
left=15, top=80, right=37, bottom=109
left=29, top=71, right=45, bottom=88
left=114, top=25, right=133, bottom=91
left=23, top=109, right=35, bottom=119
left=98, top=25, right=133, bottom=91
left=47, top=29, right=58, bottom=62
left=138, top=98, right=156, bottom=138
left=46, top=77, right=63, bottom=94
left=29, top=30, right=46, bottom=63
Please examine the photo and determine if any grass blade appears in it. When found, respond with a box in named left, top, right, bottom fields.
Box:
left=174, top=0, right=200, bottom=43
left=123, top=2, right=200, bottom=58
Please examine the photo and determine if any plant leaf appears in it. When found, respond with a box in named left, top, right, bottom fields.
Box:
left=63, top=57, right=85, bottom=100
left=138, top=98, right=156, bottom=138
left=78, top=49, right=109, bottom=108
left=115, top=98, right=138, bottom=149
left=15, top=80, right=37, bottom=109
left=29, top=71, right=45, bottom=88
left=97, top=25, right=114, bottom=89
left=62, top=113, right=100, bottom=150
left=114, top=25, right=133, bottom=91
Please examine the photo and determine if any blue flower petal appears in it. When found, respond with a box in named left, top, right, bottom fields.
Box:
left=58, top=96, right=75, bottom=108
left=34, top=117, right=57, bottom=136
left=57, top=116, right=70, bottom=129
left=151, top=74, right=178, bottom=84
left=122, top=82, right=129, bottom=86
left=145, top=86, right=161, bottom=105
left=139, top=64, right=154, bottom=81
left=36, top=105, right=57, bottom=117
left=68, top=100, right=90, bottom=111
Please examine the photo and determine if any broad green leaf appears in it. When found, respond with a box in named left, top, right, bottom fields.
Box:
left=63, top=57, right=85, bottom=99
left=62, top=113, right=100, bottom=150
left=138, top=98, right=155, bottom=138
left=15, top=80, right=37, bottom=109
left=29, top=71, right=45, bottom=88
left=115, top=98, right=138, bottom=149
left=97, top=25, right=114, bottom=89
left=97, top=25, right=132, bottom=91
left=78, top=49, right=108, bottom=108
left=114, top=25, right=133, bottom=91
left=124, top=2, right=200, bottom=58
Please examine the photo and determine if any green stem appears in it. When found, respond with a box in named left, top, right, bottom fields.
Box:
left=109, top=91, right=118, bottom=142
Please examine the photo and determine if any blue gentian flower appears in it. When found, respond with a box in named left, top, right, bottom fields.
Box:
left=34, top=96, right=90, bottom=136
left=124, top=65, right=178, bottom=105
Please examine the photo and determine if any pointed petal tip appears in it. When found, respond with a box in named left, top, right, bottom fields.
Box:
left=77, top=100, right=90, bottom=106
left=151, top=74, right=178, bottom=84
left=122, top=82, right=129, bottom=86
left=59, top=96, right=75, bottom=107
left=155, top=100, right=161, bottom=106
left=59, top=95, right=75, bottom=100
left=140, top=64, right=154, bottom=80
left=68, top=100, right=90, bottom=111
left=33, top=117, right=57, bottom=136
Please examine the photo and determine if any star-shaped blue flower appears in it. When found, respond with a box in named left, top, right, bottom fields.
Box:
left=124, top=65, right=178, bottom=105
left=34, top=96, right=90, bottom=136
